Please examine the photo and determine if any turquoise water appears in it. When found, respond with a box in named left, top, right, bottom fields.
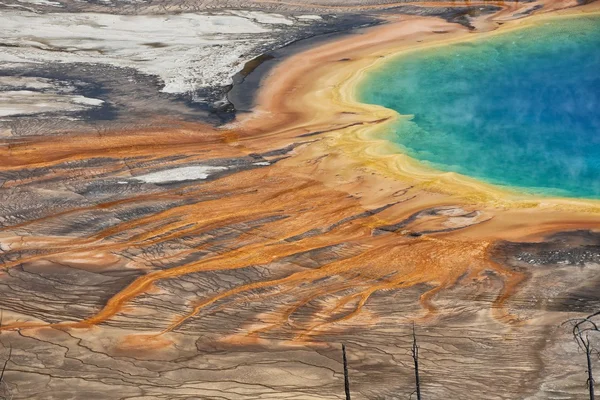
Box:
left=358, top=16, right=600, bottom=198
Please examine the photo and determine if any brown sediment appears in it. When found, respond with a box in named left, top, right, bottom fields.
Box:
left=1, top=0, right=599, bottom=351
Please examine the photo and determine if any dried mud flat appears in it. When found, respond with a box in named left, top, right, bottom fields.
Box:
left=1, top=0, right=600, bottom=399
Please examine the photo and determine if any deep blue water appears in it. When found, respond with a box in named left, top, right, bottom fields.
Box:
left=359, top=16, right=600, bottom=198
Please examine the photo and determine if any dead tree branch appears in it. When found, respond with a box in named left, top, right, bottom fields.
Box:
left=0, top=346, right=11, bottom=386
left=411, top=322, right=422, bottom=400
left=342, top=344, right=351, bottom=400
left=563, top=311, right=600, bottom=400
left=0, top=309, right=11, bottom=400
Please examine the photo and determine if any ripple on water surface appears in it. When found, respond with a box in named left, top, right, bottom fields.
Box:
left=359, top=15, right=600, bottom=198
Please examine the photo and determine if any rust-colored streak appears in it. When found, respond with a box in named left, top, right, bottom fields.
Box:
left=1, top=1, right=599, bottom=347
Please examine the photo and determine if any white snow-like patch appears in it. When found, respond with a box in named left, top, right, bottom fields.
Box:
left=297, top=15, right=323, bottom=21
left=0, top=76, right=55, bottom=90
left=252, top=162, right=271, bottom=166
left=134, top=166, right=228, bottom=183
left=0, top=11, right=298, bottom=96
left=0, top=90, right=103, bottom=117
left=71, top=96, right=104, bottom=106
left=17, top=0, right=62, bottom=6
left=0, top=2, right=38, bottom=11
left=229, top=10, right=293, bottom=25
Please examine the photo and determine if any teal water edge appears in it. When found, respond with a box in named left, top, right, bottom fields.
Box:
left=358, top=16, right=600, bottom=198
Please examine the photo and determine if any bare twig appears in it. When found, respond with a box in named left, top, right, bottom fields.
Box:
left=411, top=322, right=422, bottom=400
left=0, top=326, right=9, bottom=397
left=0, top=309, right=12, bottom=400
left=342, top=344, right=351, bottom=400
left=0, top=346, right=11, bottom=385
left=563, top=312, right=600, bottom=400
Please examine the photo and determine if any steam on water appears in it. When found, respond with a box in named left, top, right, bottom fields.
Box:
left=359, top=16, right=600, bottom=198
